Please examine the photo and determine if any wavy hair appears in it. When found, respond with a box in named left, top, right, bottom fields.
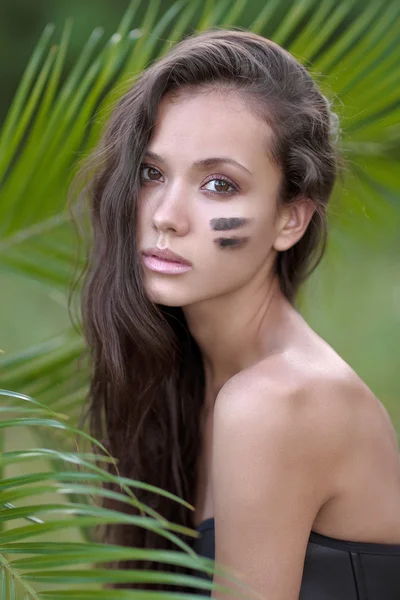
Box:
left=69, top=27, right=343, bottom=593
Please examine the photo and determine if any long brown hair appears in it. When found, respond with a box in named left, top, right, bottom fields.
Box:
left=69, top=27, right=343, bottom=592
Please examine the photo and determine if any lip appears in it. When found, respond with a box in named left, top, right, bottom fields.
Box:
left=142, top=247, right=193, bottom=275
left=142, top=247, right=192, bottom=266
left=143, top=255, right=192, bottom=274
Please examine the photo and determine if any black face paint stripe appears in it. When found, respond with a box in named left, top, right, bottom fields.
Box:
left=214, top=237, right=250, bottom=249
left=210, top=217, right=251, bottom=231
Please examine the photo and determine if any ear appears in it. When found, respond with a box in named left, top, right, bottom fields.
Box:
left=273, top=197, right=316, bottom=252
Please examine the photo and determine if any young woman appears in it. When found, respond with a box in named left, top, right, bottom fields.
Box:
left=73, top=28, right=400, bottom=599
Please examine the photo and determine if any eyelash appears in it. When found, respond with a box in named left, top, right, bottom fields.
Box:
left=139, top=164, right=239, bottom=196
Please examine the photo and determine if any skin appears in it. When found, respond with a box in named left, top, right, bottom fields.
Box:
left=137, top=88, right=400, bottom=600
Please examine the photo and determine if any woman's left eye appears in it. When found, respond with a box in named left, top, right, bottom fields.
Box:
left=202, top=176, right=238, bottom=195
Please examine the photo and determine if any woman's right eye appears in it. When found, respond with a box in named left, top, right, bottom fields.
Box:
left=140, top=165, right=162, bottom=181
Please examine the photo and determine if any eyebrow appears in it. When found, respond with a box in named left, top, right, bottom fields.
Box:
left=143, top=150, right=252, bottom=175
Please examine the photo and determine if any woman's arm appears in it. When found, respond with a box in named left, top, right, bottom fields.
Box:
left=210, top=369, right=352, bottom=600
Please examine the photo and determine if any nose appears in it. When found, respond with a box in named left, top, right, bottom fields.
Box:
left=152, top=181, right=190, bottom=236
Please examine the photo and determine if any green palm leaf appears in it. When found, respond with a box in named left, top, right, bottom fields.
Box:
left=0, top=391, right=253, bottom=598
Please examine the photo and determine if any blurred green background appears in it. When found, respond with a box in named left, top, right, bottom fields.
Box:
left=1, top=0, right=399, bottom=427
left=0, top=0, right=130, bottom=123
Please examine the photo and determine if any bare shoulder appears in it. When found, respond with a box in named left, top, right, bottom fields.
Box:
left=209, top=338, right=399, bottom=598
left=209, top=337, right=399, bottom=597
left=215, top=339, right=393, bottom=471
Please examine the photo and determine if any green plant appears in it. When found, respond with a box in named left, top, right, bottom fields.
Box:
left=1, top=389, right=255, bottom=598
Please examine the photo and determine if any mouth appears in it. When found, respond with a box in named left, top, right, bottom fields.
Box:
left=142, top=252, right=193, bottom=275
left=143, top=247, right=191, bottom=264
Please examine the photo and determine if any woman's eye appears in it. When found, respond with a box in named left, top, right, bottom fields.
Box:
left=203, top=177, right=238, bottom=195
left=140, top=165, right=162, bottom=182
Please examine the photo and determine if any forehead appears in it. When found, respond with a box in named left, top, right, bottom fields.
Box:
left=147, top=89, right=275, bottom=171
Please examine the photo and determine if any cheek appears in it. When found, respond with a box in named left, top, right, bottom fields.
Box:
left=136, top=194, right=153, bottom=240
left=209, top=217, right=253, bottom=251
left=194, top=234, right=263, bottom=295
left=209, top=220, right=276, bottom=273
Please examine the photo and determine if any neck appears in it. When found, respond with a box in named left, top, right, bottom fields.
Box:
left=183, top=273, right=294, bottom=396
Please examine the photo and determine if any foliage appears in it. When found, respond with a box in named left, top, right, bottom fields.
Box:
left=0, top=390, right=249, bottom=598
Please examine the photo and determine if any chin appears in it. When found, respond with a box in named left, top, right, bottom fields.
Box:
left=144, top=281, right=193, bottom=307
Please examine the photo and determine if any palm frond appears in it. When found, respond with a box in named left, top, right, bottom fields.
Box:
left=0, top=391, right=250, bottom=599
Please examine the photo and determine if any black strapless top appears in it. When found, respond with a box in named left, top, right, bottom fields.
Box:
left=192, top=517, right=400, bottom=599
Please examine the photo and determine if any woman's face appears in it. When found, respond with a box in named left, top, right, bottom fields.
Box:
left=137, top=88, right=288, bottom=307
